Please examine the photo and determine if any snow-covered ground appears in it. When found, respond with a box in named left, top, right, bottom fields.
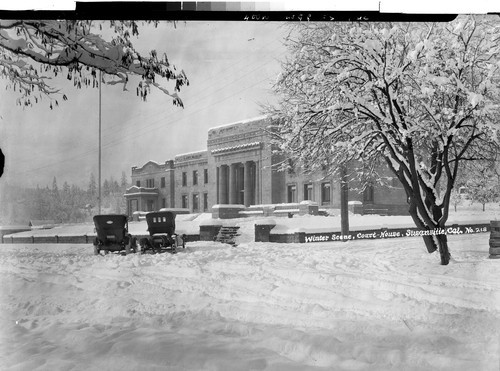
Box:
left=1, top=210, right=499, bottom=370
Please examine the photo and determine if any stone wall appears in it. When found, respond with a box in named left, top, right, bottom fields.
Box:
left=199, top=224, right=222, bottom=241
left=211, top=205, right=246, bottom=219
left=255, top=219, right=276, bottom=242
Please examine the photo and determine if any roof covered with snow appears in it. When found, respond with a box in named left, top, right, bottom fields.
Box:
left=174, top=150, right=208, bottom=164
left=131, top=160, right=173, bottom=172
left=208, top=115, right=268, bottom=132
left=210, top=141, right=262, bottom=155
left=175, top=149, right=207, bottom=156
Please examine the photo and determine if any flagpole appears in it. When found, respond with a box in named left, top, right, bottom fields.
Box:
left=98, top=69, right=102, bottom=214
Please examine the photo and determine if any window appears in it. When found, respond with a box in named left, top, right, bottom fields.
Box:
left=203, top=193, right=208, bottom=211
left=287, top=159, right=295, bottom=175
left=161, top=177, right=166, bottom=188
left=204, top=169, right=208, bottom=184
left=193, top=193, right=199, bottom=212
left=181, top=195, right=188, bottom=209
left=162, top=198, right=166, bottom=208
left=287, top=185, right=296, bottom=203
left=363, top=184, right=374, bottom=203
left=321, top=183, right=331, bottom=204
left=145, top=178, right=155, bottom=188
left=182, top=172, right=187, bottom=187
left=304, top=183, right=313, bottom=201
left=193, top=170, right=198, bottom=186
left=136, top=180, right=141, bottom=187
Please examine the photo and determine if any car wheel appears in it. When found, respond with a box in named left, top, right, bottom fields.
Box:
left=139, top=238, right=149, bottom=253
left=131, top=237, right=137, bottom=253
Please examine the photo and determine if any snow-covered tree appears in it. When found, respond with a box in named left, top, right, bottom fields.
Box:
left=111, top=177, right=120, bottom=194
left=120, top=171, right=128, bottom=188
left=102, top=179, right=110, bottom=197
left=268, top=16, right=500, bottom=265
left=0, top=20, right=188, bottom=108
left=51, top=176, right=59, bottom=197
left=88, top=173, right=96, bottom=197
left=464, top=160, right=499, bottom=211
left=449, top=188, right=464, bottom=212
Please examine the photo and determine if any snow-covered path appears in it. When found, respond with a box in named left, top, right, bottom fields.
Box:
left=0, top=233, right=499, bottom=370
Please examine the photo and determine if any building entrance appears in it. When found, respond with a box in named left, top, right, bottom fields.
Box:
left=217, top=160, right=258, bottom=206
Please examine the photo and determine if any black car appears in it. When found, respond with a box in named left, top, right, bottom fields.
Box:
left=92, top=214, right=137, bottom=255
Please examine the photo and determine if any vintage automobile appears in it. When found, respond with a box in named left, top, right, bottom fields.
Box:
left=92, top=214, right=137, bottom=255
left=139, top=211, right=186, bottom=254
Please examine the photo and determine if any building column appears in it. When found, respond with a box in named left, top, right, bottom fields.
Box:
left=255, top=160, right=260, bottom=205
left=244, top=161, right=253, bottom=206
left=252, top=161, right=257, bottom=205
left=219, top=165, right=228, bottom=204
left=229, top=163, right=238, bottom=204
left=216, top=166, right=220, bottom=204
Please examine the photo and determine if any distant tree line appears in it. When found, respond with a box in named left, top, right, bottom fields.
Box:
left=0, top=172, right=129, bottom=225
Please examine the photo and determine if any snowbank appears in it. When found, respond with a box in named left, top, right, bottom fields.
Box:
left=0, top=228, right=499, bottom=370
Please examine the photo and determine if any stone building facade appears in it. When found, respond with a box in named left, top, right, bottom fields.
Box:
left=124, top=116, right=409, bottom=216
left=126, top=160, right=175, bottom=214
left=174, top=150, right=210, bottom=212
left=207, top=116, right=284, bottom=207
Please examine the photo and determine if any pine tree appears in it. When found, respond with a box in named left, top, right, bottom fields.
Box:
left=52, top=177, right=59, bottom=198
left=103, top=179, right=110, bottom=197
left=88, top=173, right=97, bottom=198
left=121, top=171, right=129, bottom=189
left=112, top=179, right=120, bottom=195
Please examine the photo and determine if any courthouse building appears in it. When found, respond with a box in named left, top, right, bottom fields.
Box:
left=124, top=116, right=408, bottom=217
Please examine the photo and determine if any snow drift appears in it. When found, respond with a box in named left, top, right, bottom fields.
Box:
left=1, top=225, right=499, bottom=370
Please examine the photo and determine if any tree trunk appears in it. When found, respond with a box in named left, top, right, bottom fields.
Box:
left=421, top=234, right=437, bottom=253
left=422, top=234, right=451, bottom=265
left=438, top=234, right=451, bottom=265
left=340, top=165, right=349, bottom=240
left=408, top=206, right=451, bottom=265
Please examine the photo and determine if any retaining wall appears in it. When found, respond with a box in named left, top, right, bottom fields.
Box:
left=258, top=222, right=491, bottom=244
left=3, top=233, right=200, bottom=244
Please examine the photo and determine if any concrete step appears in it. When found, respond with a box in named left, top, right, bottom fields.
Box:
left=215, top=226, right=240, bottom=245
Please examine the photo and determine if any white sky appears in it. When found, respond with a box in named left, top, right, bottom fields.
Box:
left=1, top=1, right=499, bottom=189
left=0, top=21, right=288, bottom=188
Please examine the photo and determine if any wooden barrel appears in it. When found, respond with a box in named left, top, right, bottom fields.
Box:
left=489, top=221, right=500, bottom=259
